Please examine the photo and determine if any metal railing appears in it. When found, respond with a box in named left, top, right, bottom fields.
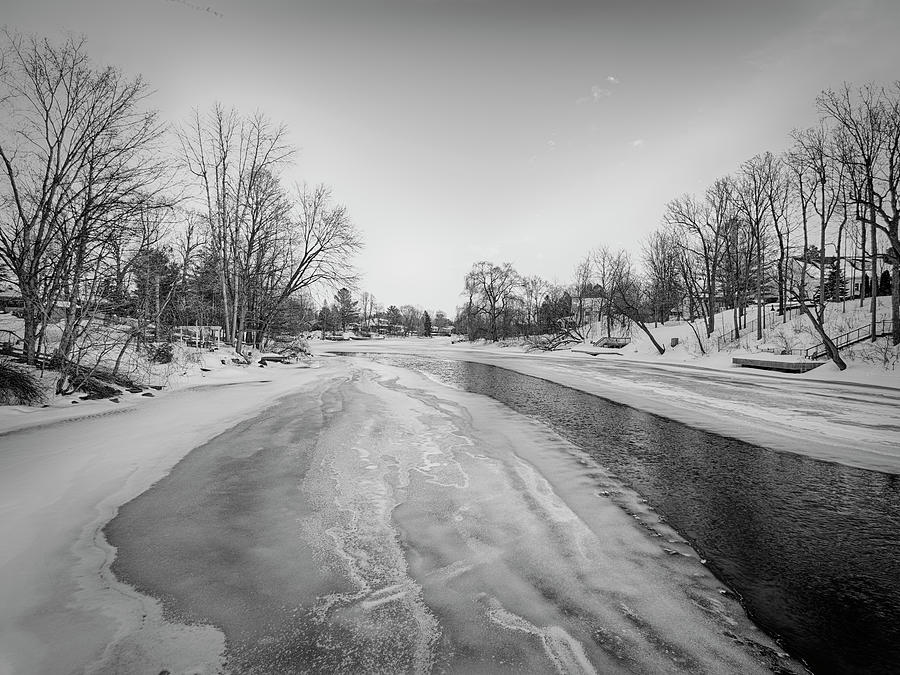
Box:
left=802, top=319, right=892, bottom=359
left=712, top=306, right=800, bottom=351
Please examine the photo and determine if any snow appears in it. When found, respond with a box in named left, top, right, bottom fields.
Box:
left=0, top=359, right=328, bottom=674
left=0, top=356, right=803, bottom=673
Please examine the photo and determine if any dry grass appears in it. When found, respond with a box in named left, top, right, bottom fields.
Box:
left=0, top=359, right=46, bottom=406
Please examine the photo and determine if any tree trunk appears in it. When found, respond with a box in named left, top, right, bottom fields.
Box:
left=154, top=274, right=161, bottom=342
left=231, top=274, right=241, bottom=351
left=775, top=227, right=786, bottom=320
left=801, top=215, right=809, bottom=302
left=793, top=292, right=846, bottom=370
left=732, top=301, right=740, bottom=341
left=220, top=263, right=232, bottom=343
left=236, top=295, right=248, bottom=355
left=859, top=218, right=867, bottom=307
left=837, top=222, right=845, bottom=313
left=892, top=257, right=900, bottom=345
left=112, top=331, right=139, bottom=377
left=688, top=319, right=706, bottom=355
left=21, top=290, right=38, bottom=366
left=756, top=240, right=764, bottom=340
left=870, top=216, right=878, bottom=341
left=818, top=181, right=827, bottom=323
left=634, top=318, right=666, bottom=355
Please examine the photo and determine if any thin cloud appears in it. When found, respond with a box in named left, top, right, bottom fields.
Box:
left=577, top=83, right=615, bottom=104
left=606, top=75, right=620, bottom=84
left=631, top=138, right=645, bottom=149
left=164, top=0, right=224, bottom=19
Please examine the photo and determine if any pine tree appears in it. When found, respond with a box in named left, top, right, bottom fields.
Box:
left=386, top=305, right=402, bottom=331
left=318, top=303, right=332, bottom=338
left=423, top=310, right=432, bottom=337
left=333, top=288, right=359, bottom=331
left=878, top=269, right=892, bottom=296
left=825, top=266, right=847, bottom=301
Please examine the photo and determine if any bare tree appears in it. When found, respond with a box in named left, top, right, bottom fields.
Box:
left=592, top=246, right=630, bottom=337
left=664, top=178, right=734, bottom=336
left=763, top=153, right=794, bottom=319
left=572, top=255, right=593, bottom=329
left=642, top=228, right=683, bottom=326
left=276, top=185, right=361, bottom=298
left=359, top=291, right=377, bottom=329
left=462, top=270, right=483, bottom=341
left=599, top=251, right=666, bottom=355
left=819, top=83, right=900, bottom=344
left=785, top=144, right=818, bottom=313
left=178, top=104, right=294, bottom=351
left=521, top=275, right=548, bottom=337
left=736, top=153, right=778, bottom=339
left=464, top=261, right=520, bottom=341
left=791, top=123, right=849, bottom=322
left=0, top=31, right=167, bottom=381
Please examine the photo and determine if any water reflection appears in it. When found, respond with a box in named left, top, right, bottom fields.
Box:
left=368, top=355, right=900, bottom=675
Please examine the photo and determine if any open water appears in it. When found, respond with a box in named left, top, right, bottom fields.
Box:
left=374, top=354, right=900, bottom=675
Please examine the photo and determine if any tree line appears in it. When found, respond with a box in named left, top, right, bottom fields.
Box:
left=459, top=82, right=900, bottom=357
left=316, top=288, right=451, bottom=337
left=0, top=30, right=361, bottom=393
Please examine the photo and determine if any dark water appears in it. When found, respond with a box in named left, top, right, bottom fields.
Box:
left=366, top=354, right=900, bottom=675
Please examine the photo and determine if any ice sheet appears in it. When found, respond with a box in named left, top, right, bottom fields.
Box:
left=95, top=359, right=802, bottom=673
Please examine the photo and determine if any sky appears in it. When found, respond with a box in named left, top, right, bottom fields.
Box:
left=4, top=0, right=900, bottom=314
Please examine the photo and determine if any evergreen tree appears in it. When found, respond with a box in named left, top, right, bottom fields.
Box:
left=333, top=288, right=359, bottom=330
left=131, top=247, right=181, bottom=333
left=423, top=310, right=432, bottom=337
left=318, top=303, right=332, bottom=338
left=878, top=269, right=892, bottom=296
left=386, top=305, right=402, bottom=328
left=825, top=265, right=847, bottom=301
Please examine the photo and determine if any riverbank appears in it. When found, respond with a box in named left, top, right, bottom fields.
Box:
left=0, top=360, right=333, bottom=675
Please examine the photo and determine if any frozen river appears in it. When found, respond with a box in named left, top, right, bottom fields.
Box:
left=360, top=355, right=900, bottom=675
left=103, top=358, right=800, bottom=674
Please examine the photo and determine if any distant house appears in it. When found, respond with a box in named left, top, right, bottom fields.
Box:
left=174, top=325, right=225, bottom=346
left=0, top=292, right=23, bottom=312
left=369, top=317, right=391, bottom=335
left=572, top=296, right=604, bottom=325
left=789, top=250, right=900, bottom=301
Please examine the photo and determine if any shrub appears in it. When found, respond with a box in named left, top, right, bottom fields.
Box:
left=150, top=342, right=174, bottom=364
left=77, top=376, right=122, bottom=400
left=0, top=359, right=46, bottom=405
left=857, top=339, right=900, bottom=370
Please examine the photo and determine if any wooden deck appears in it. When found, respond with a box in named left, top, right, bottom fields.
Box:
left=592, top=336, right=631, bottom=348
left=732, top=356, right=825, bottom=373
left=259, top=352, right=289, bottom=364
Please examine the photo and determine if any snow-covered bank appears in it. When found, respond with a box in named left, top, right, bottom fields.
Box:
left=0, top=359, right=331, bottom=675
left=321, top=337, right=900, bottom=474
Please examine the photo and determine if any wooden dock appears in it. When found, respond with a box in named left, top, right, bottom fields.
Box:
left=732, top=356, right=825, bottom=373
